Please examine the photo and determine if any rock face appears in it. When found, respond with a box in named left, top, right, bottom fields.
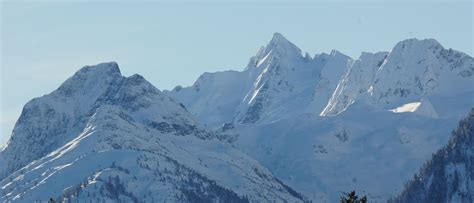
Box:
left=0, top=62, right=305, bottom=202
left=390, top=109, right=474, bottom=203
left=167, top=33, right=474, bottom=202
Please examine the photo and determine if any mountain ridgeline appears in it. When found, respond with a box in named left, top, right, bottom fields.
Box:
left=167, top=33, right=473, bottom=202
left=0, top=62, right=305, bottom=202
left=1, top=33, right=473, bottom=202
left=168, top=33, right=473, bottom=127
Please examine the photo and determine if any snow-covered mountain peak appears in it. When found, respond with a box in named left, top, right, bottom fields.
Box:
left=378, top=38, right=443, bottom=72
left=321, top=37, right=473, bottom=117
left=265, top=32, right=301, bottom=55
left=312, top=49, right=350, bottom=68
left=270, top=32, right=286, bottom=41
left=169, top=33, right=353, bottom=125
left=320, top=51, right=388, bottom=116
left=391, top=38, right=442, bottom=54
left=164, top=35, right=472, bottom=202
left=248, top=33, right=304, bottom=70
left=55, top=62, right=122, bottom=98
left=370, top=38, right=473, bottom=110
left=329, top=49, right=344, bottom=57
left=0, top=62, right=208, bottom=180
left=1, top=62, right=306, bottom=202
left=317, top=51, right=350, bottom=86
left=0, top=62, right=129, bottom=176
left=233, top=33, right=327, bottom=124
left=80, top=61, right=121, bottom=74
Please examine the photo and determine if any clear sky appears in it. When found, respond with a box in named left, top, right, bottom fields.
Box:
left=1, top=0, right=472, bottom=147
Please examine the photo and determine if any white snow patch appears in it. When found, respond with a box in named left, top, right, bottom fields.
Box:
left=257, top=50, right=273, bottom=67
left=389, top=102, right=421, bottom=113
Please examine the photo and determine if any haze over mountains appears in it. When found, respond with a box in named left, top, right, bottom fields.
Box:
left=1, top=33, right=472, bottom=202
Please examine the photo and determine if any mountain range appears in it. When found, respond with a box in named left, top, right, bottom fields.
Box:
left=0, top=62, right=304, bottom=202
left=167, top=33, right=473, bottom=201
left=1, top=33, right=473, bottom=202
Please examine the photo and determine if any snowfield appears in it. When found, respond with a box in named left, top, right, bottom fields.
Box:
left=389, top=102, right=421, bottom=113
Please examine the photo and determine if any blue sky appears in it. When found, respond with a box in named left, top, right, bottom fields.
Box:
left=1, top=0, right=472, bottom=146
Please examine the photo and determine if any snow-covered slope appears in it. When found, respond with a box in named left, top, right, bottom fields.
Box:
left=228, top=102, right=466, bottom=202
left=167, top=33, right=351, bottom=127
left=371, top=39, right=473, bottom=108
left=320, top=51, right=388, bottom=115
left=170, top=35, right=473, bottom=127
left=166, top=33, right=474, bottom=202
left=322, top=38, right=474, bottom=117
left=168, top=70, right=249, bottom=128
left=0, top=63, right=125, bottom=179
left=4, top=33, right=471, bottom=202
left=0, top=62, right=305, bottom=202
left=389, top=109, right=474, bottom=203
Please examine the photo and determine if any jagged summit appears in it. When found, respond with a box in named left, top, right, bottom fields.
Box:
left=321, top=35, right=473, bottom=117
left=267, top=32, right=298, bottom=49
left=0, top=62, right=305, bottom=202
left=169, top=33, right=472, bottom=123
left=247, top=33, right=304, bottom=70
left=271, top=32, right=286, bottom=41
left=80, top=61, right=121, bottom=74
left=329, top=49, right=345, bottom=57
left=382, top=38, right=444, bottom=68
left=167, top=35, right=473, bottom=201
left=56, top=62, right=123, bottom=97
left=1, top=62, right=203, bottom=180
left=265, top=32, right=302, bottom=56
left=391, top=38, right=442, bottom=52
left=2, top=33, right=470, bottom=202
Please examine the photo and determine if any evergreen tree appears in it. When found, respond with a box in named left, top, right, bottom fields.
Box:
left=340, top=191, right=367, bottom=203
